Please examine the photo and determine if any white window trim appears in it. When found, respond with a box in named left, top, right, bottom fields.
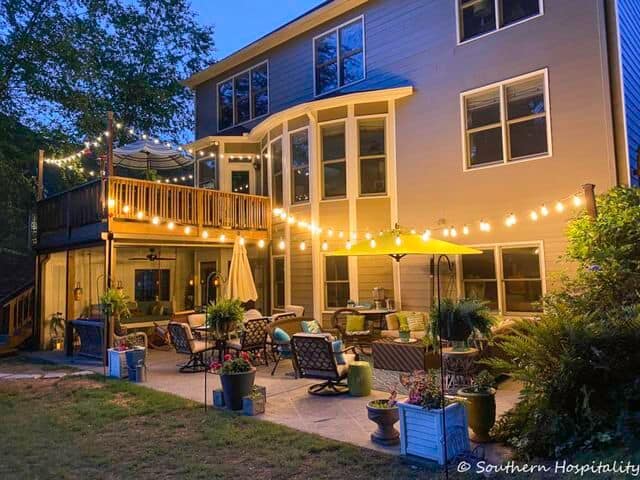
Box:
left=217, top=60, right=270, bottom=132
left=456, top=241, right=547, bottom=316
left=357, top=114, right=389, bottom=197
left=312, top=15, right=366, bottom=98
left=455, top=0, right=544, bottom=46
left=271, top=254, right=286, bottom=310
left=319, top=119, right=348, bottom=201
left=289, top=126, right=311, bottom=206
left=460, top=68, right=552, bottom=172
left=323, top=254, right=350, bottom=310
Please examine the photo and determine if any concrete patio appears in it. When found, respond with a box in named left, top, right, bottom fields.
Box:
left=26, top=348, right=519, bottom=463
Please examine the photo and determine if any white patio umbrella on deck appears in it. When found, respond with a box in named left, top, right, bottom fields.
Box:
left=225, top=236, right=258, bottom=303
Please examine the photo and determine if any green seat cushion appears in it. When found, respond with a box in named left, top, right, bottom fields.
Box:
left=345, top=315, right=366, bottom=333
left=301, top=320, right=322, bottom=334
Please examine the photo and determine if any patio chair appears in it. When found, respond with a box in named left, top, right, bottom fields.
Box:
left=330, top=308, right=373, bottom=349
left=267, top=314, right=300, bottom=376
left=284, top=305, right=305, bottom=317
left=167, top=322, right=216, bottom=373
left=243, top=309, right=263, bottom=321
left=227, top=317, right=270, bottom=366
left=290, top=333, right=358, bottom=396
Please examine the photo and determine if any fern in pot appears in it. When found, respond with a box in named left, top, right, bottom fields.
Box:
left=206, top=298, right=244, bottom=339
left=429, top=298, right=495, bottom=348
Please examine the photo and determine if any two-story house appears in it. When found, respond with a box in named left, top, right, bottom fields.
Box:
left=7, top=0, right=638, bottom=355
left=182, top=0, right=639, bottom=323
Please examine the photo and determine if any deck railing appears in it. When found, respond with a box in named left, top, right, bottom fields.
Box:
left=108, top=177, right=271, bottom=231
left=0, top=283, right=35, bottom=351
left=35, top=177, right=271, bottom=241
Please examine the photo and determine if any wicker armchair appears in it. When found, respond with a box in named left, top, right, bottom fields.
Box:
left=290, top=333, right=358, bottom=395
left=330, top=308, right=373, bottom=348
left=167, top=322, right=216, bottom=373
left=227, top=317, right=270, bottom=365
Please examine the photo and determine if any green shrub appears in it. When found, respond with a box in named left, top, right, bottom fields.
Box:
left=487, top=187, right=640, bottom=458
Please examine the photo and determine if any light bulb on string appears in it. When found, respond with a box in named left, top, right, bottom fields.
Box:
left=202, top=230, right=209, bottom=239
left=421, top=230, right=431, bottom=241
left=122, top=205, right=130, bottom=214
left=321, top=240, right=329, bottom=251
left=136, top=211, right=145, bottom=220
left=505, top=213, right=516, bottom=227
left=327, top=229, right=334, bottom=237
left=184, top=226, right=192, bottom=235
left=462, top=225, right=469, bottom=235
left=338, top=231, right=344, bottom=239
left=299, top=241, right=306, bottom=251
left=540, top=205, right=549, bottom=217
left=151, top=216, right=160, bottom=225
left=167, top=221, right=175, bottom=230
left=530, top=211, right=539, bottom=221
left=394, top=235, right=402, bottom=246
left=365, top=232, right=372, bottom=240
left=346, top=240, right=352, bottom=250
left=555, top=201, right=565, bottom=213
left=443, top=228, right=450, bottom=238
left=278, top=239, right=286, bottom=251
left=287, top=216, right=295, bottom=224
left=219, top=234, right=226, bottom=242
left=369, top=239, right=376, bottom=248
left=572, top=195, right=582, bottom=207
left=258, top=239, right=265, bottom=249
left=450, top=227, right=457, bottom=238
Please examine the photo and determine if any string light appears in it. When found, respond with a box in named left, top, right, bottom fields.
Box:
left=167, top=221, right=175, bottom=230
left=327, top=228, right=334, bottom=237
left=219, top=234, right=226, bottom=242
left=151, top=216, right=160, bottom=225
left=572, top=195, right=582, bottom=207
left=443, top=228, right=450, bottom=238
left=394, top=235, right=402, bottom=246
left=462, top=225, right=469, bottom=235
left=450, top=227, right=457, bottom=238
left=555, top=201, right=565, bottom=213
left=107, top=198, right=115, bottom=209
left=202, top=230, right=209, bottom=239
left=239, top=236, right=245, bottom=246
left=480, top=220, right=491, bottom=232
left=136, top=211, right=145, bottom=220
left=505, top=213, right=517, bottom=227
left=370, top=239, right=376, bottom=248
left=346, top=240, right=352, bottom=250
left=184, top=226, right=192, bottom=235
left=278, top=239, right=286, bottom=251
left=122, top=205, right=130, bottom=214
left=299, top=241, right=306, bottom=251
left=365, top=232, right=372, bottom=240
left=530, top=211, right=539, bottom=221
left=422, top=230, right=431, bottom=241
left=321, top=240, right=329, bottom=251
left=540, top=205, right=549, bottom=217
left=338, top=231, right=344, bottom=239
left=258, top=239, right=265, bottom=249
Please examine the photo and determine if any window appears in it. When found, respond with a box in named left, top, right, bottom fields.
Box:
left=198, top=157, right=217, bottom=189
left=463, top=71, right=549, bottom=169
left=271, top=138, right=283, bottom=208
left=359, top=118, right=386, bottom=195
left=321, top=123, right=346, bottom=198
left=290, top=130, right=309, bottom=204
left=273, top=257, right=285, bottom=309
left=460, top=245, right=543, bottom=313
left=314, top=17, right=365, bottom=96
left=325, top=256, right=349, bottom=308
left=135, top=269, right=170, bottom=302
left=231, top=170, right=250, bottom=194
left=458, top=0, right=542, bottom=43
left=217, top=62, right=269, bottom=131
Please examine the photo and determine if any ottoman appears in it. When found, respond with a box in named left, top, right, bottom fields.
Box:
left=348, top=361, right=372, bottom=396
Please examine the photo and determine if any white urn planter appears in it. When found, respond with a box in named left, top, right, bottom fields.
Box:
left=398, top=401, right=470, bottom=465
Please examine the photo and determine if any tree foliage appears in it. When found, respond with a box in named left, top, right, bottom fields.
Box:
left=0, top=0, right=215, bottom=141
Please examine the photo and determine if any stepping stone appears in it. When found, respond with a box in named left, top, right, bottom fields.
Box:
left=4, top=374, right=43, bottom=380
left=42, top=372, right=68, bottom=379
left=69, top=370, right=95, bottom=376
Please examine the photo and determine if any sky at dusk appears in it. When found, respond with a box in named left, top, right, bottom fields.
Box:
left=190, top=0, right=326, bottom=60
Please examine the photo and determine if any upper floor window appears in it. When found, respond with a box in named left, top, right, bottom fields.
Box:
left=461, top=244, right=543, bottom=314
left=458, top=0, right=542, bottom=43
left=271, top=138, right=283, bottom=208
left=314, top=17, right=365, bottom=96
left=462, top=70, right=550, bottom=169
left=321, top=122, right=346, bottom=199
left=290, top=129, right=310, bottom=204
left=218, top=62, right=269, bottom=131
left=358, top=118, right=386, bottom=195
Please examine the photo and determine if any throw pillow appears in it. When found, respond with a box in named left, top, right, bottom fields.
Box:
left=385, top=314, right=400, bottom=330
left=272, top=327, right=290, bottom=343
left=332, top=339, right=346, bottom=364
left=397, top=312, right=410, bottom=331
left=345, top=315, right=366, bottom=333
left=407, top=313, right=425, bottom=332
left=301, top=320, right=322, bottom=334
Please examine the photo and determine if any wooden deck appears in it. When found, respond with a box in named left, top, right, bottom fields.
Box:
left=35, top=176, right=271, bottom=249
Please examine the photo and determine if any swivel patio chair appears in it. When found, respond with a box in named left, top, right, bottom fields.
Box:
left=290, top=333, right=358, bottom=396
left=227, top=317, right=270, bottom=366
left=167, top=322, right=216, bottom=373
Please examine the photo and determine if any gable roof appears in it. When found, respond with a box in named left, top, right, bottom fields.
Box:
left=183, top=0, right=368, bottom=89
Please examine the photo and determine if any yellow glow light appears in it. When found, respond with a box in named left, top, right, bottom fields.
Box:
left=202, top=230, right=209, bottom=239
left=365, top=232, right=372, bottom=240
left=151, top=216, right=160, bottom=225
left=443, top=228, right=450, bottom=237
left=299, top=241, right=306, bottom=251
left=463, top=225, right=469, bottom=235
left=258, top=239, right=265, bottom=249
left=338, top=231, right=344, bottom=239
left=107, top=198, right=115, bottom=209
left=540, top=205, right=549, bottom=217
left=278, top=239, right=286, bottom=251
left=572, top=195, right=582, bottom=207
left=555, top=201, right=565, bottom=213
left=530, top=211, right=539, bottom=221
left=184, top=226, right=192, bottom=235
left=321, top=241, right=328, bottom=251
left=239, top=236, right=245, bottom=246
left=167, top=221, right=175, bottom=230
left=346, top=240, right=352, bottom=250
left=327, top=228, right=334, bottom=237
left=122, top=205, right=130, bottom=214
left=370, top=239, right=376, bottom=248
left=394, top=236, right=402, bottom=246
left=450, top=227, right=457, bottom=238
left=219, top=234, right=226, bottom=242
left=287, top=216, right=295, bottom=224
left=422, top=230, right=431, bottom=241
left=136, top=211, right=144, bottom=220
left=273, top=208, right=282, bottom=216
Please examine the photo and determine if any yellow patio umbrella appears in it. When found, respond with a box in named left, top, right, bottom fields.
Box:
left=327, top=225, right=480, bottom=473
left=325, top=228, right=481, bottom=261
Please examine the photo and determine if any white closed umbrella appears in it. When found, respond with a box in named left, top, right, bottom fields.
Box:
left=225, top=237, right=258, bottom=302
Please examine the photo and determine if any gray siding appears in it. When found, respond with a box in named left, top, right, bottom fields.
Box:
left=618, top=0, right=640, bottom=186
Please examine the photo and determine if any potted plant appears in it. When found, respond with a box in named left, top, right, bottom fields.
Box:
left=48, top=312, right=65, bottom=350
left=367, top=390, right=400, bottom=446
left=397, top=370, right=469, bottom=465
left=457, top=370, right=497, bottom=443
left=243, top=385, right=266, bottom=416
left=210, top=351, right=256, bottom=411
left=206, top=298, right=244, bottom=339
left=398, top=324, right=411, bottom=342
left=429, top=298, right=495, bottom=348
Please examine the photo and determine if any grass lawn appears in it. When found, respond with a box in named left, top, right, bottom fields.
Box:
left=0, top=363, right=443, bottom=480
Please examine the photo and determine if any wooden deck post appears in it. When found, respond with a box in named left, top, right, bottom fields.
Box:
left=37, top=149, right=44, bottom=201
left=582, top=184, right=597, bottom=219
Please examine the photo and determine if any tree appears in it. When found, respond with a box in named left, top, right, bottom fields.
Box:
left=0, top=0, right=215, bottom=142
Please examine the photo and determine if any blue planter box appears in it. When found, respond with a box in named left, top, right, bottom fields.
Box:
left=398, top=401, right=470, bottom=465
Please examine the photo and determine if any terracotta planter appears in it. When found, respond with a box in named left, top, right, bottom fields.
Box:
left=367, top=400, right=400, bottom=446
left=457, top=387, right=496, bottom=443
left=220, top=368, right=256, bottom=411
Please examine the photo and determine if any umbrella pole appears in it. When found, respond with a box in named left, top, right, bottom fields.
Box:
left=436, top=254, right=452, bottom=479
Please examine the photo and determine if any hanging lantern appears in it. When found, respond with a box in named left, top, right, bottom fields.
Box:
left=73, top=282, right=83, bottom=301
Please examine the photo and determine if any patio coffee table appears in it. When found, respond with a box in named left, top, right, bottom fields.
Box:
left=372, top=338, right=426, bottom=372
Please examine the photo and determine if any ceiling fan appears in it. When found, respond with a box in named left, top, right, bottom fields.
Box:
left=128, top=248, right=176, bottom=262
